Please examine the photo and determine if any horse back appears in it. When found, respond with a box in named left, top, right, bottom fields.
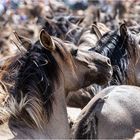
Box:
left=97, top=85, right=140, bottom=139
left=73, top=85, right=140, bottom=139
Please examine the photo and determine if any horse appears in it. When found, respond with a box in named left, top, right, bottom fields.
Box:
left=66, top=23, right=140, bottom=109
left=66, top=23, right=111, bottom=108
left=72, top=85, right=140, bottom=139
left=0, top=30, right=112, bottom=139
left=93, top=23, right=140, bottom=85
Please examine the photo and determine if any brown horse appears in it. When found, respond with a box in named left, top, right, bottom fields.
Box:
left=0, top=30, right=112, bottom=139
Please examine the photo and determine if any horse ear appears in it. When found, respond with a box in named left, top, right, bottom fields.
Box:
left=40, top=29, right=55, bottom=51
left=13, top=32, right=32, bottom=50
left=120, top=23, right=127, bottom=37
left=91, top=24, right=102, bottom=40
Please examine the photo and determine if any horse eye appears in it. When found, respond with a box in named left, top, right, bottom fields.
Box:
left=71, top=49, right=78, bottom=56
left=131, top=30, right=137, bottom=34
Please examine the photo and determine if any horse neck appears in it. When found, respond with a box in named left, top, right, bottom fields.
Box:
left=45, top=79, right=70, bottom=139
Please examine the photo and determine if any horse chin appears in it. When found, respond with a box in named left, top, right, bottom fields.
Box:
left=83, top=71, right=112, bottom=87
left=94, top=71, right=112, bottom=85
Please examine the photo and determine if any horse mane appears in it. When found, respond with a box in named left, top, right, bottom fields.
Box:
left=0, top=55, right=22, bottom=125
left=0, top=38, right=10, bottom=56
left=65, top=26, right=84, bottom=45
left=78, top=28, right=98, bottom=48
left=0, top=39, right=62, bottom=129
left=92, top=29, right=139, bottom=85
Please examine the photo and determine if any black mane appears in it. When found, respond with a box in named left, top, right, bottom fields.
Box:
left=91, top=29, right=138, bottom=85
left=13, top=41, right=60, bottom=119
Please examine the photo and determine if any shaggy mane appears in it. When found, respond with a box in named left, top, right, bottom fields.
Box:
left=0, top=38, right=67, bottom=129
left=92, top=29, right=139, bottom=85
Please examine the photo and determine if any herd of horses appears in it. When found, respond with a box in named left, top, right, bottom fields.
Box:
left=1, top=0, right=140, bottom=139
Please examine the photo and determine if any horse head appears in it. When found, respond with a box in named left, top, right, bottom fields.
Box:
left=40, top=29, right=112, bottom=92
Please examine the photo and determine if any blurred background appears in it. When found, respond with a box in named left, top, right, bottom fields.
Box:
left=0, top=0, right=140, bottom=60
left=0, top=0, right=139, bottom=26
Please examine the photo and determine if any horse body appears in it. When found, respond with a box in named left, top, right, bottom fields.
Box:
left=73, top=85, right=140, bottom=139
left=97, top=86, right=140, bottom=139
